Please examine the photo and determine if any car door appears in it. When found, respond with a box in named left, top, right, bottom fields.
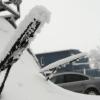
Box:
left=58, top=74, right=89, bottom=93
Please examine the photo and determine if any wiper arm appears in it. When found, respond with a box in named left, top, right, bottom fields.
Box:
left=40, top=52, right=87, bottom=73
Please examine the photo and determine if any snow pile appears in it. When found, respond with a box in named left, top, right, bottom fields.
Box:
left=0, top=5, right=50, bottom=66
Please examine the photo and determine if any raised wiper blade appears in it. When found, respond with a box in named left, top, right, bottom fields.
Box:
left=40, top=52, right=87, bottom=73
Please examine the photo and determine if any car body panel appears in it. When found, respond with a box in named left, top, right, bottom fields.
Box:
left=50, top=72, right=100, bottom=94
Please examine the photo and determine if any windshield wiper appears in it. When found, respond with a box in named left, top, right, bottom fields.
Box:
left=40, top=53, right=88, bottom=80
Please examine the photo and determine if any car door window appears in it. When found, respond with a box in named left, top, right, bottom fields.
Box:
left=51, top=75, right=64, bottom=84
left=51, top=74, right=89, bottom=84
left=64, top=74, right=89, bottom=83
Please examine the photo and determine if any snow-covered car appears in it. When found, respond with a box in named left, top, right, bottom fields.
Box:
left=50, top=72, right=100, bottom=95
left=1, top=1, right=100, bottom=100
